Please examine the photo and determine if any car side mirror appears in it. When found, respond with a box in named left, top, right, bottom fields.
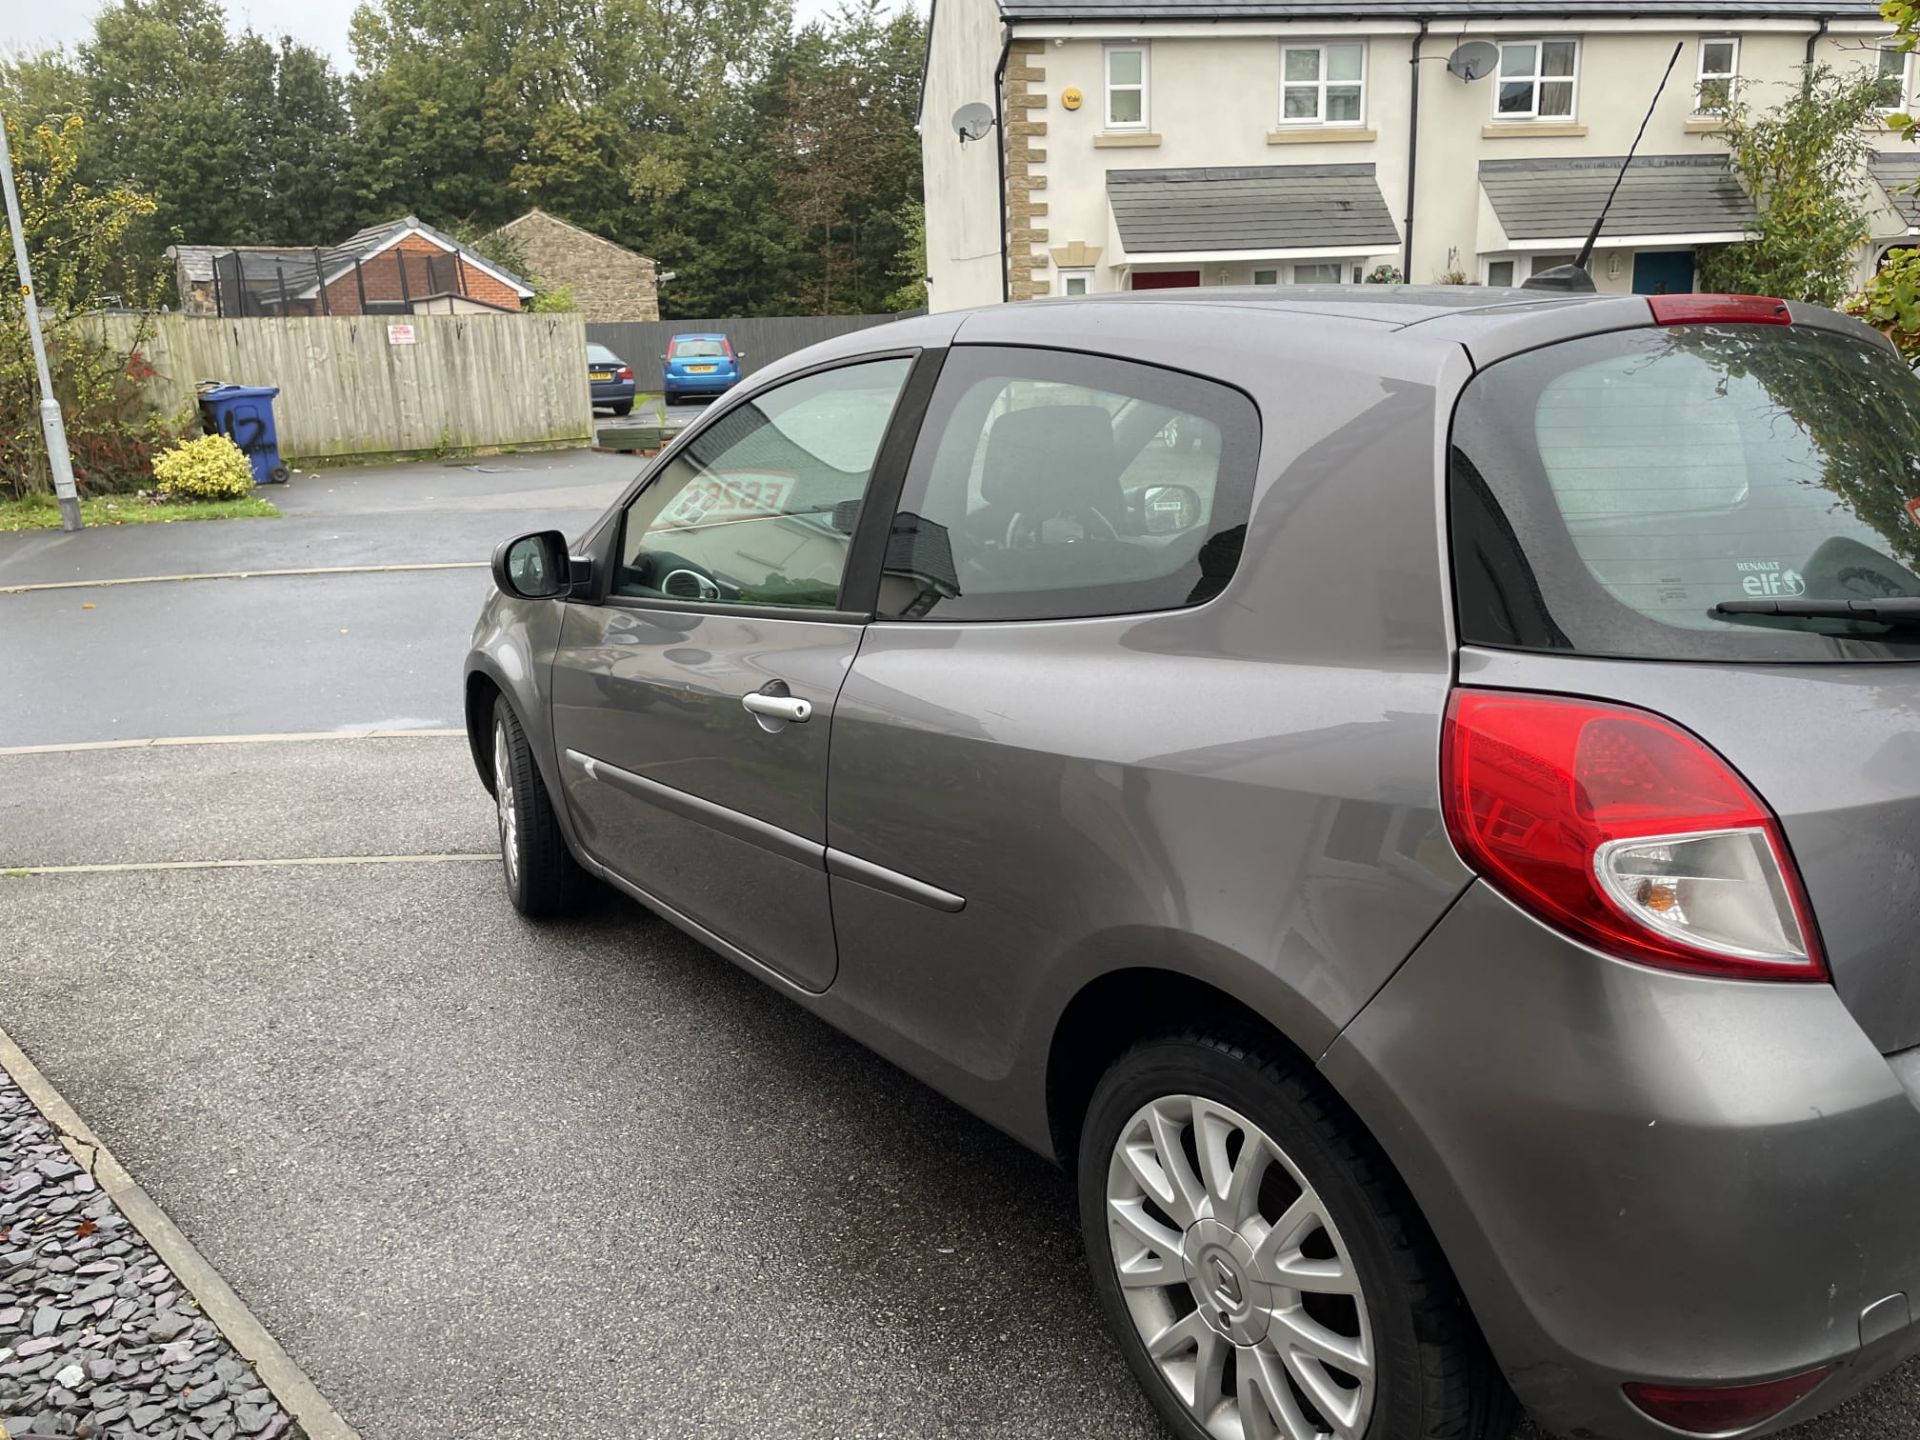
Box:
left=492, top=530, right=574, bottom=600
left=735, top=353, right=747, bottom=361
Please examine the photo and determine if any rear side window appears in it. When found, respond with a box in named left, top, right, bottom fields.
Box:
left=1451, top=324, right=1920, bottom=661
left=671, top=338, right=728, bottom=358
left=879, top=347, right=1260, bottom=621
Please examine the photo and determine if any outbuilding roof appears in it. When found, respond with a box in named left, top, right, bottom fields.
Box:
left=1107, top=164, right=1401, bottom=253
left=1478, top=154, right=1757, bottom=243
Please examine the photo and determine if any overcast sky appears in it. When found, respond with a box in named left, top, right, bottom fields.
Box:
left=0, top=0, right=888, bottom=70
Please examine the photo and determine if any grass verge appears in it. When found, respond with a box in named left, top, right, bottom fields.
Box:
left=0, top=494, right=280, bottom=532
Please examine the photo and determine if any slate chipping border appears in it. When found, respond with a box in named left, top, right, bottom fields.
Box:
left=0, top=1028, right=356, bottom=1440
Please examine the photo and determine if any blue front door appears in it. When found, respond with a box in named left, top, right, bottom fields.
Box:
left=1632, top=250, right=1695, bottom=295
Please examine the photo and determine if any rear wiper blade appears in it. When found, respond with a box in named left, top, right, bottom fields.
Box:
left=1713, top=597, right=1920, bottom=627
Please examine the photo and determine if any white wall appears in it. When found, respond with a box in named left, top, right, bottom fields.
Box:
left=923, top=0, right=1008, bottom=312
left=924, top=14, right=1916, bottom=306
left=1036, top=31, right=1412, bottom=293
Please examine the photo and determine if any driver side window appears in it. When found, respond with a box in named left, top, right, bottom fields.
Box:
left=616, top=357, right=913, bottom=609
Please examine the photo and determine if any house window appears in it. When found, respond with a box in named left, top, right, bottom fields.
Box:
left=1058, top=268, right=1093, bottom=297
left=1496, top=38, right=1579, bottom=119
left=1483, top=253, right=1576, bottom=285
left=1252, top=269, right=1279, bottom=285
left=1289, top=262, right=1348, bottom=284
left=1105, top=45, right=1149, bottom=128
left=1280, top=42, right=1366, bottom=125
left=1695, top=37, right=1739, bottom=113
left=1877, top=46, right=1909, bottom=112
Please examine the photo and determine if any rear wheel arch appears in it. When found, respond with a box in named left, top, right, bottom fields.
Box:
left=1045, top=967, right=1320, bottom=1170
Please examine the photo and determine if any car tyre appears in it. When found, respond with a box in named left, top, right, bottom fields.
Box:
left=491, top=695, right=589, bottom=918
left=611, top=401, right=633, bottom=417
left=1079, top=1030, right=1515, bottom=1440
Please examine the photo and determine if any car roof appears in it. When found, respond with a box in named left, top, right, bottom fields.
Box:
left=670, top=332, right=729, bottom=341
left=742, top=285, right=1886, bottom=391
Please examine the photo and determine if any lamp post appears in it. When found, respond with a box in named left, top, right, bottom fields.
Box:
left=0, top=112, right=82, bottom=532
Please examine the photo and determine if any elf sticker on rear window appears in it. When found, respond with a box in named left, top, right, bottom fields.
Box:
left=658, top=471, right=797, bottom=528
left=1907, top=496, right=1920, bottom=533
left=1736, top=561, right=1805, bottom=598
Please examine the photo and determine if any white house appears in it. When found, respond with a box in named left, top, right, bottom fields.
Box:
left=919, top=0, right=1920, bottom=309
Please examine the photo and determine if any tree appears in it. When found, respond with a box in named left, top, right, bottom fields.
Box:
left=883, top=197, right=927, bottom=312
left=767, top=0, right=925, bottom=314
left=1694, top=64, right=1888, bottom=307
left=0, top=114, right=171, bottom=497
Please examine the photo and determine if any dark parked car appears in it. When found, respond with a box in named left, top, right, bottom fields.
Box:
left=470, top=289, right=1920, bottom=1440
left=587, top=343, right=635, bottom=416
left=661, top=332, right=740, bottom=404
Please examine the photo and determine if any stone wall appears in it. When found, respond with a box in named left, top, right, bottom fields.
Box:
left=1004, top=39, right=1051, bottom=303
left=491, top=210, right=660, bottom=323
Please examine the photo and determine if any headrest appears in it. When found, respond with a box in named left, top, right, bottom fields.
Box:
left=980, top=404, right=1119, bottom=514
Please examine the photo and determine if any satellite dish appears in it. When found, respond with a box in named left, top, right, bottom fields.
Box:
left=953, top=102, right=997, bottom=144
left=1446, top=40, right=1500, bottom=82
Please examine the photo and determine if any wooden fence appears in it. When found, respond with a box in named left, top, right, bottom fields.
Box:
left=586, top=313, right=913, bottom=386
left=100, top=312, right=594, bottom=463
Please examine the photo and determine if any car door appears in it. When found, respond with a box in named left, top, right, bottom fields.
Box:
left=823, top=343, right=1468, bottom=1091
left=548, top=352, right=924, bottom=993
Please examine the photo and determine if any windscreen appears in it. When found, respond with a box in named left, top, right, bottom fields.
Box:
left=671, top=339, right=727, bottom=358
left=1451, top=323, right=1920, bottom=662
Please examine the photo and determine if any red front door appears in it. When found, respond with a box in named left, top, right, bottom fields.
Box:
left=1130, top=270, right=1201, bottom=290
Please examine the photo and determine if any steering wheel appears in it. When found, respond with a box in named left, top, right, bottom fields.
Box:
left=1001, top=504, right=1122, bottom=549
left=627, top=547, right=727, bottom=601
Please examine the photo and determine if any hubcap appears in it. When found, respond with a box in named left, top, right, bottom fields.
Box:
left=494, top=723, right=519, bottom=888
left=1107, top=1094, right=1375, bottom=1440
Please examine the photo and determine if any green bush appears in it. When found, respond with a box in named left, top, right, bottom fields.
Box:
left=151, top=433, right=254, bottom=501
left=1848, top=247, right=1920, bottom=360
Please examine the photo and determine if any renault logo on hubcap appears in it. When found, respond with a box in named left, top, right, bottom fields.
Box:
left=1210, top=1256, right=1243, bottom=1310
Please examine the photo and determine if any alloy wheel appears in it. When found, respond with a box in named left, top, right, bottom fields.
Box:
left=494, top=722, right=519, bottom=889
left=1106, top=1094, right=1375, bottom=1440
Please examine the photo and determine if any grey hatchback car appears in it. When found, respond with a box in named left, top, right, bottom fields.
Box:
left=466, top=288, right=1920, bottom=1440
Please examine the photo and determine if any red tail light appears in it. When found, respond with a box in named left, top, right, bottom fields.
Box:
left=722, top=337, right=735, bottom=358
left=1625, top=1368, right=1832, bottom=1433
left=1649, top=294, right=1790, bottom=326
left=616, top=366, right=633, bottom=381
left=1441, top=690, right=1824, bottom=981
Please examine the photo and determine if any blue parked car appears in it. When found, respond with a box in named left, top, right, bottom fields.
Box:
left=587, top=343, right=636, bottom=417
left=662, top=333, right=742, bottom=404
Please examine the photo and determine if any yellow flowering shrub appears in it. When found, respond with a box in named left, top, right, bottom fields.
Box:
left=152, top=433, right=254, bottom=501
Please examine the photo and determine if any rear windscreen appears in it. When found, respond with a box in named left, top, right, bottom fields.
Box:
left=1451, top=323, right=1920, bottom=662
left=671, top=339, right=726, bottom=358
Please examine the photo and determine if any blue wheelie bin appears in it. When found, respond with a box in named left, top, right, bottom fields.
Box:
left=197, top=383, right=289, bottom=485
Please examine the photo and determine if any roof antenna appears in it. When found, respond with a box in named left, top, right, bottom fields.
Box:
left=1524, top=40, right=1684, bottom=293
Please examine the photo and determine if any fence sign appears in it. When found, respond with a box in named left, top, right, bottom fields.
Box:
left=387, top=322, right=417, bottom=346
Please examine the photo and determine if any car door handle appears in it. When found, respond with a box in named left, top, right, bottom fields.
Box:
left=742, top=692, right=812, bottom=723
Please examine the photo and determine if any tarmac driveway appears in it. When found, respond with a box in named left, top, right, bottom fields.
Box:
left=0, top=456, right=1914, bottom=1439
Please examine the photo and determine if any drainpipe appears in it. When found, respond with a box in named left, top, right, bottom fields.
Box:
left=1403, top=19, right=1429, bottom=282
left=1804, top=15, right=1829, bottom=77
left=994, top=27, right=1015, bottom=304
